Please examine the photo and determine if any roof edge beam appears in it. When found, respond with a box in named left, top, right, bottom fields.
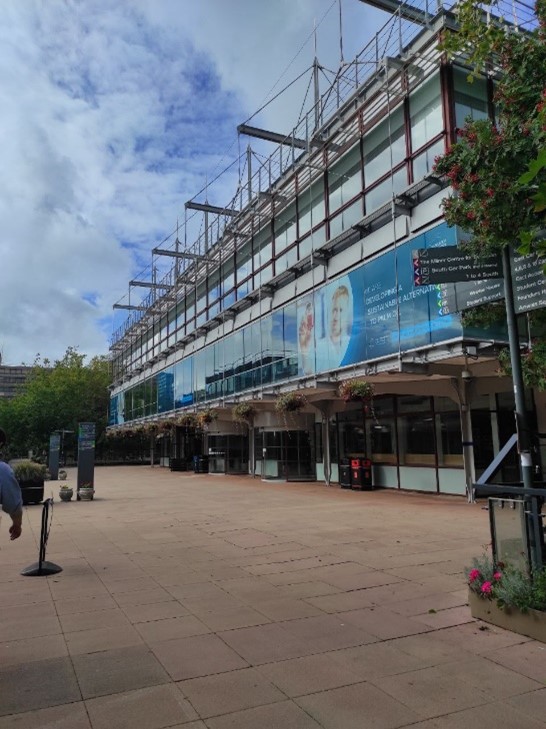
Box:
left=129, top=280, right=171, bottom=290
left=153, top=247, right=208, bottom=263
left=185, top=201, right=238, bottom=216
left=356, top=0, right=430, bottom=25
left=113, top=304, right=148, bottom=312
left=238, top=123, right=309, bottom=150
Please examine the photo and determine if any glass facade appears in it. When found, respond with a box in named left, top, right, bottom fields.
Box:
left=111, top=68, right=459, bottom=381
left=110, top=220, right=489, bottom=425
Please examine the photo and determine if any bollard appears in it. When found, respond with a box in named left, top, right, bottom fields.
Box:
left=21, top=498, right=62, bottom=576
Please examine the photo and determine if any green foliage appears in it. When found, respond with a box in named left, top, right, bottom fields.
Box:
left=498, top=341, right=546, bottom=390
left=461, top=303, right=505, bottom=329
left=0, top=346, right=110, bottom=457
left=12, top=460, right=46, bottom=482
left=466, top=550, right=546, bottom=613
left=495, top=568, right=536, bottom=612
left=275, top=392, right=306, bottom=413
left=435, top=0, right=546, bottom=258
left=232, top=403, right=257, bottom=424
left=338, top=379, right=374, bottom=403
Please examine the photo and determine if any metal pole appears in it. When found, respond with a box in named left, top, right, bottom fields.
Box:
left=502, top=247, right=533, bottom=490
left=502, top=246, right=541, bottom=569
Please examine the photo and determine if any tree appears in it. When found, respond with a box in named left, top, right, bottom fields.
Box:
left=435, top=0, right=546, bottom=257
left=433, top=0, right=546, bottom=391
left=0, top=347, right=110, bottom=458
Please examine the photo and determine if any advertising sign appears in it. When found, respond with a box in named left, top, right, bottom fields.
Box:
left=296, top=222, right=463, bottom=369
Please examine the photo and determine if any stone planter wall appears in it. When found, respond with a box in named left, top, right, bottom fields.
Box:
left=469, top=590, right=546, bottom=643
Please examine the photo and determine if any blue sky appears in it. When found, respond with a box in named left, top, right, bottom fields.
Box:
left=0, top=0, right=388, bottom=365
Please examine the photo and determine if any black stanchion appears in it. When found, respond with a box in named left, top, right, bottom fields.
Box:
left=21, top=498, right=62, bottom=577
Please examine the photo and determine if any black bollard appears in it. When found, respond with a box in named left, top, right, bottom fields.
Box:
left=21, top=498, right=62, bottom=577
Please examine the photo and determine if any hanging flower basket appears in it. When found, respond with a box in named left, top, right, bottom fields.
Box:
left=233, top=403, right=257, bottom=424
left=197, top=409, right=218, bottom=429
left=338, top=379, right=375, bottom=404
left=275, top=392, right=306, bottom=414
left=158, top=420, right=175, bottom=434
left=143, top=422, right=159, bottom=436
left=177, top=413, right=198, bottom=429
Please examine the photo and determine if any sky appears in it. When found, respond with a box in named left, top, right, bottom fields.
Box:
left=0, top=0, right=391, bottom=366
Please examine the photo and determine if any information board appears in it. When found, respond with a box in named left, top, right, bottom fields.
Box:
left=77, top=422, right=95, bottom=491
left=511, top=252, right=546, bottom=314
left=48, top=433, right=60, bottom=481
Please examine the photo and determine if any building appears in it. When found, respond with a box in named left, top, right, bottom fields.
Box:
left=109, top=0, right=544, bottom=496
left=0, top=365, right=33, bottom=400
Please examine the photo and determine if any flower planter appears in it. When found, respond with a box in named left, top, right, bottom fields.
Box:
left=468, top=590, right=546, bottom=643
left=19, top=479, right=45, bottom=505
left=59, top=488, right=73, bottom=502
left=78, top=488, right=95, bottom=501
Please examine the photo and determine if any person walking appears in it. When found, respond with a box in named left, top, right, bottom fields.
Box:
left=0, top=428, right=23, bottom=540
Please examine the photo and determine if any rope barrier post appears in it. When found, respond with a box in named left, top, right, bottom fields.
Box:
left=21, top=498, right=62, bottom=577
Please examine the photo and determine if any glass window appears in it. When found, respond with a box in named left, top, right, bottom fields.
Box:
left=337, top=409, right=366, bottom=457
left=328, top=145, right=362, bottom=214
left=398, top=396, right=435, bottom=465
left=196, top=280, right=207, bottom=313
left=174, top=358, right=193, bottom=407
left=453, top=66, right=489, bottom=128
left=364, top=106, right=405, bottom=186
left=368, top=397, right=396, bottom=464
left=276, top=245, right=299, bottom=274
left=194, top=350, right=206, bottom=403
left=274, top=202, right=297, bottom=254
left=329, top=198, right=363, bottom=239
left=157, top=367, right=174, bottom=413
left=253, top=224, right=272, bottom=271
left=410, top=74, right=443, bottom=152
left=298, top=178, right=325, bottom=236
left=365, top=166, right=407, bottom=213
left=221, top=258, right=235, bottom=295
left=236, top=241, right=252, bottom=282
left=413, top=138, right=445, bottom=181
left=208, top=268, right=220, bottom=303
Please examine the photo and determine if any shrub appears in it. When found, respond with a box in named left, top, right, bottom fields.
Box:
left=12, top=460, right=46, bottom=483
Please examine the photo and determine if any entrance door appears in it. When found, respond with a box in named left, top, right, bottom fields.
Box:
left=260, top=430, right=314, bottom=481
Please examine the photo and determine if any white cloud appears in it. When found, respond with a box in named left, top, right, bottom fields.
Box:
left=0, top=0, right=386, bottom=365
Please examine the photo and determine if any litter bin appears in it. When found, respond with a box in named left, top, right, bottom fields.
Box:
left=339, top=458, right=352, bottom=489
left=351, top=458, right=373, bottom=490
left=169, top=458, right=187, bottom=472
left=193, top=455, right=209, bottom=473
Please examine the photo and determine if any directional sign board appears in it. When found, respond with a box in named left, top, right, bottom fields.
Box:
left=511, top=252, right=546, bottom=314
left=413, top=246, right=502, bottom=286
left=443, top=279, right=505, bottom=314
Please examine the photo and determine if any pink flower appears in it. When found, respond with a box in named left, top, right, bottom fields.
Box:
left=493, top=571, right=502, bottom=581
left=468, top=569, right=481, bottom=583
left=481, top=581, right=493, bottom=594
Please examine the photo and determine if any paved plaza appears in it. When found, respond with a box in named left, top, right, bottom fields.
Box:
left=1, top=467, right=546, bottom=728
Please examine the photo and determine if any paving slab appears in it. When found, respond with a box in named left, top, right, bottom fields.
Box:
left=1, top=465, right=546, bottom=728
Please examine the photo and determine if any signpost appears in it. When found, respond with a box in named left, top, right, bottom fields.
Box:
left=412, top=242, right=543, bottom=522
left=48, top=433, right=60, bottom=481
left=77, top=422, right=96, bottom=498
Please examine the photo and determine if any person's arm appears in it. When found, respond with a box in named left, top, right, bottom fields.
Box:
left=0, top=463, right=23, bottom=540
left=9, top=507, right=22, bottom=540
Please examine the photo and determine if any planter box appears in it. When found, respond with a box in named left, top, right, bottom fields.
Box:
left=19, top=479, right=44, bottom=505
left=469, top=590, right=546, bottom=643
